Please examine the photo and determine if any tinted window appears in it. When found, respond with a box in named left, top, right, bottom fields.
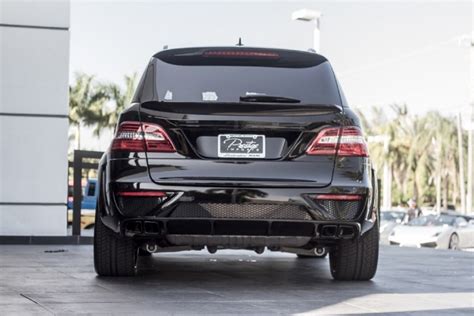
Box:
left=153, top=59, right=341, bottom=105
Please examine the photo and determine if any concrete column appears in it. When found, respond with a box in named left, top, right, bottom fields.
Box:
left=0, top=0, right=70, bottom=235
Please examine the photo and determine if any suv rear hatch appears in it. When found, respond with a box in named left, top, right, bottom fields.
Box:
left=139, top=101, right=343, bottom=187
left=134, top=47, right=346, bottom=188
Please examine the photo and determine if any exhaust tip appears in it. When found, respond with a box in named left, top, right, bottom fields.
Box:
left=144, top=221, right=161, bottom=234
left=125, top=220, right=143, bottom=235
left=338, top=225, right=355, bottom=239
left=320, top=224, right=337, bottom=238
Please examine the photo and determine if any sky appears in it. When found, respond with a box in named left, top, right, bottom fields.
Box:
left=69, top=0, right=473, bottom=149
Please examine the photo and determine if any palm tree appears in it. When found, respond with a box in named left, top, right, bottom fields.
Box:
left=360, top=104, right=413, bottom=205
left=106, top=73, right=138, bottom=130
left=424, top=112, right=460, bottom=210
left=362, top=105, right=467, bottom=209
left=69, top=73, right=109, bottom=149
left=89, top=73, right=138, bottom=136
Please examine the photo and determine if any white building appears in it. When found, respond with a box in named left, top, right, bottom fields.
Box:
left=0, top=0, right=70, bottom=236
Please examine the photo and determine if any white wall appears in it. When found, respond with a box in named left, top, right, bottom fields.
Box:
left=0, top=0, right=70, bottom=236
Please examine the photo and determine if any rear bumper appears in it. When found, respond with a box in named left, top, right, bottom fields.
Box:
left=121, top=217, right=362, bottom=248
left=99, top=156, right=378, bottom=246
left=100, top=215, right=376, bottom=248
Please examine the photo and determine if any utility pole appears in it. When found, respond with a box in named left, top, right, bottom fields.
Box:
left=457, top=113, right=466, bottom=213
left=468, top=107, right=473, bottom=213
left=382, top=136, right=391, bottom=210
left=435, top=137, right=442, bottom=214
left=467, top=36, right=474, bottom=213
left=456, top=33, right=473, bottom=214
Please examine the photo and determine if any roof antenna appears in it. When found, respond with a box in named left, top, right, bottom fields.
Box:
left=163, top=45, right=168, bottom=50
left=236, top=37, right=243, bottom=46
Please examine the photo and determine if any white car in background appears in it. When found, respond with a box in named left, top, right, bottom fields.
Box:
left=380, top=210, right=405, bottom=244
left=389, top=213, right=474, bottom=250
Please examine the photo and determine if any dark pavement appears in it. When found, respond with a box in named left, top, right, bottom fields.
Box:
left=0, top=245, right=473, bottom=315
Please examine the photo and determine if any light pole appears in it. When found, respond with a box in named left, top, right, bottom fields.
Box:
left=457, top=33, right=473, bottom=214
left=292, top=9, right=322, bottom=53
left=457, top=113, right=466, bottom=212
left=468, top=106, right=473, bottom=213
left=468, top=35, right=474, bottom=213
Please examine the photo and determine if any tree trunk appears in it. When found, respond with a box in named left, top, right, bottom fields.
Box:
left=442, top=175, right=449, bottom=209
left=76, top=123, right=81, bottom=150
left=412, top=166, right=419, bottom=202
left=435, top=138, right=442, bottom=213
left=452, top=172, right=458, bottom=208
left=457, top=113, right=465, bottom=211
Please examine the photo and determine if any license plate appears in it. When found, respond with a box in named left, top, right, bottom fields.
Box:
left=218, top=134, right=265, bottom=158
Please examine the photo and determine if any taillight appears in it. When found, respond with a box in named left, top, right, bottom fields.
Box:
left=111, top=121, right=175, bottom=152
left=306, top=126, right=368, bottom=157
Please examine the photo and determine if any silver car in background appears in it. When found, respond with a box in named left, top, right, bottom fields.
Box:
left=389, top=213, right=474, bottom=250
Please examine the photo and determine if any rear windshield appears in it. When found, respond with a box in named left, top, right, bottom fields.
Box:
left=152, top=58, right=342, bottom=105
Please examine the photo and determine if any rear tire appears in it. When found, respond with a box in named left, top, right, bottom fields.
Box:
left=329, top=225, right=379, bottom=281
left=94, top=210, right=138, bottom=276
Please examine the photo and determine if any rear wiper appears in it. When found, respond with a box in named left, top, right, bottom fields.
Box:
left=239, top=95, right=301, bottom=103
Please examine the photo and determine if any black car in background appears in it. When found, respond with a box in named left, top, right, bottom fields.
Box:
left=94, top=47, right=380, bottom=280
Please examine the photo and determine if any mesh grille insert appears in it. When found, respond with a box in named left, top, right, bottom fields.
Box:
left=311, top=200, right=362, bottom=220
left=116, top=196, right=161, bottom=216
left=170, top=203, right=312, bottom=220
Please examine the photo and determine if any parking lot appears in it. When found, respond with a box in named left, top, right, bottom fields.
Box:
left=0, top=245, right=473, bottom=315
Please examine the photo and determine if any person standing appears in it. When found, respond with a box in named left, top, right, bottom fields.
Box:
left=406, top=198, right=422, bottom=222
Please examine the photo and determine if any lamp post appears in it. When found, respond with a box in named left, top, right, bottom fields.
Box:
left=457, top=113, right=466, bottom=212
left=468, top=35, right=473, bottom=213
left=291, top=9, right=322, bottom=53
left=457, top=33, right=473, bottom=213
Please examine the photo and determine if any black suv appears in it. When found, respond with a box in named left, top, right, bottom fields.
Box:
left=94, top=47, right=379, bottom=280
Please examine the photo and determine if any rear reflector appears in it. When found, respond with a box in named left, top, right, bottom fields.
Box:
left=313, top=194, right=363, bottom=201
left=203, top=50, right=279, bottom=59
left=306, top=126, right=368, bottom=157
left=111, top=121, right=175, bottom=152
left=117, top=191, right=168, bottom=197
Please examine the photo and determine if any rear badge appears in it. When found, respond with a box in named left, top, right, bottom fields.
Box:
left=218, top=134, right=265, bottom=158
